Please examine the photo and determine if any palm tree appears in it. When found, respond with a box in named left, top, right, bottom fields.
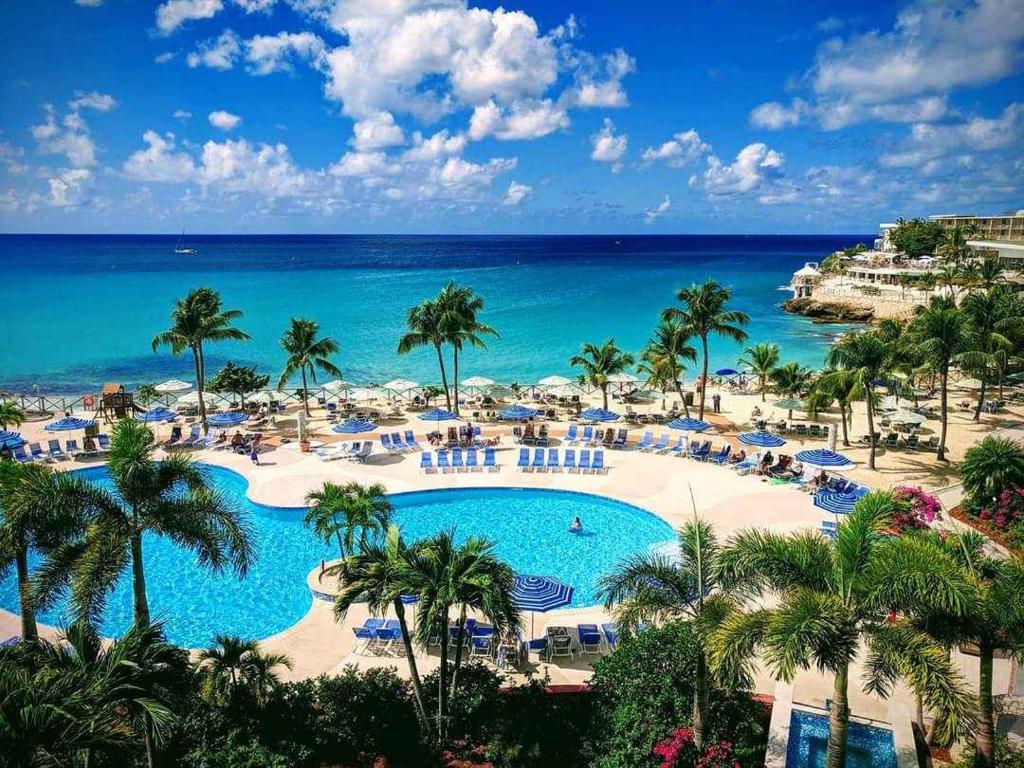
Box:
left=438, top=282, right=498, bottom=416
left=910, top=297, right=969, bottom=460
left=713, top=492, right=976, bottom=768
left=961, top=436, right=1024, bottom=509
left=152, top=287, right=250, bottom=431
left=643, top=317, right=698, bottom=414
left=277, top=318, right=342, bottom=417
left=738, top=342, right=779, bottom=402
left=663, top=279, right=749, bottom=420
left=976, top=256, right=1005, bottom=290
left=303, top=481, right=391, bottom=559
left=198, top=635, right=292, bottom=708
left=827, top=331, right=894, bottom=469
left=0, top=463, right=88, bottom=639
left=0, top=400, right=25, bottom=431
left=597, top=517, right=741, bottom=750
left=770, top=361, right=813, bottom=420
left=959, top=287, right=1021, bottom=421
left=136, top=384, right=160, bottom=407
left=208, top=361, right=270, bottom=410
left=569, top=338, right=635, bottom=410
left=401, top=530, right=519, bottom=742
left=936, top=223, right=976, bottom=265
left=398, top=297, right=453, bottom=411
left=33, top=419, right=253, bottom=628
left=815, top=370, right=862, bottom=446
left=330, top=525, right=428, bottom=728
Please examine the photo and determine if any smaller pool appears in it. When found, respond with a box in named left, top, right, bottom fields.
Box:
left=786, top=709, right=897, bottom=768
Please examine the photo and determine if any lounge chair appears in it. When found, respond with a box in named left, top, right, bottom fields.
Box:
left=28, top=443, right=47, bottom=462
left=352, top=443, right=373, bottom=463
left=522, top=424, right=536, bottom=445
left=578, top=624, right=602, bottom=654
left=648, top=433, right=669, bottom=453
left=820, top=521, right=838, bottom=540
left=536, top=425, right=550, bottom=447
left=601, top=623, right=618, bottom=649
left=404, top=430, right=421, bottom=451
left=666, top=436, right=687, bottom=456
left=46, top=439, right=66, bottom=461
left=903, top=434, right=919, bottom=450
left=581, top=425, right=594, bottom=445
left=315, top=444, right=347, bottom=462
left=794, top=424, right=808, bottom=436
left=182, top=426, right=201, bottom=448
left=164, top=426, right=182, bottom=449
left=96, top=434, right=111, bottom=452
left=708, top=445, right=731, bottom=465
left=578, top=449, right=591, bottom=472
left=374, top=625, right=401, bottom=656
left=546, top=448, right=560, bottom=471
left=380, top=434, right=396, bottom=454
left=612, top=429, right=628, bottom=449
left=592, top=450, right=606, bottom=473
left=517, top=448, right=530, bottom=471
left=451, top=447, right=465, bottom=472
left=390, top=432, right=408, bottom=451
left=884, top=432, right=899, bottom=448
left=12, top=445, right=32, bottom=464
left=483, top=447, right=498, bottom=471
left=531, top=448, right=545, bottom=471
left=809, top=424, right=822, bottom=438
left=352, top=626, right=377, bottom=655
left=419, top=452, right=433, bottom=473
left=563, top=448, right=577, bottom=471
left=635, top=431, right=654, bottom=451
left=470, top=635, right=494, bottom=660
left=924, top=435, right=940, bottom=451
left=466, top=448, right=480, bottom=471
left=549, top=634, right=574, bottom=661
left=437, top=450, right=451, bottom=472
left=65, top=439, right=81, bottom=457
left=565, top=424, right=579, bottom=445
left=601, top=428, right=615, bottom=446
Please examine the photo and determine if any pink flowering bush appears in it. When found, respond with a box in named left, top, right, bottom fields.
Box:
left=892, top=486, right=941, bottom=532
left=975, top=488, right=1024, bottom=543
left=653, top=726, right=741, bottom=768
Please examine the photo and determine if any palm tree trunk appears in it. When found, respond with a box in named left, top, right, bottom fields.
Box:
left=449, top=606, right=467, bottom=698
left=435, top=343, right=452, bottom=412
left=438, top=619, right=450, bottom=742
left=973, top=375, right=987, bottom=422
left=840, top=404, right=850, bottom=447
left=393, top=599, right=428, bottom=728
left=601, top=384, right=609, bottom=410
left=976, top=642, right=996, bottom=768
left=452, top=346, right=460, bottom=416
left=192, top=345, right=207, bottom=433
left=826, top=664, right=850, bottom=768
left=131, top=531, right=151, bottom=626
left=300, top=367, right=310, bottom=417
left=15, top=547, right=38, bottom=640
left=692, top=650, right=708, bottom=750
left=698, top=336, right=709, bottom=420
left=674, top=379, right=690, bottom=418
left=866, top=391, right=877, bottom=470
left=144, top=720, right=155, bottom=768
left=937, top=368, right=949, bottom=461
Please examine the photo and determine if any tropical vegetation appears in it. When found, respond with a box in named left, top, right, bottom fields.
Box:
left=570, top=338, right=636, bottom=410
left=277, top=317, right=343, bottom=417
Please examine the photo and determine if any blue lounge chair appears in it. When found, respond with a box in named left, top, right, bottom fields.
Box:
left=380, top=434, right=395, bottom=453
left=466, top=447, right=480, bottom=471
left=419, top=452, right=433, bottom=473
left=733, top=459, right=758, bottom=475
left=578, top=449, right=591, bottom=472
left=374, top=626, right=401, bottom=655
left=649, top=433, right=669, bottom=453
left=390, top=432, right=408, bottom=451
left=483, top=447, right=498, bottom=471
left=451, top=447, right=465, bottom=472
left=581, top=425, right=594, bottom=445
left=182, top=426, right=201, bottom=448
left=694, top=440, right=712, bottom=460
left=470, top=634, right=494, bottom=659
left=164, top=427, right=182, bottom=449
left=47, top=439, right=66, bottom=461
left=352, top=626, right=377, bottom=654
left=13, top=445, right=32, bottom=464
left=578, top=624, right=602, bottom=654
left=404, top=430, right=421, bottom=451
left=473, top=426, right=483, bottom=446
left=532, top=448, right=545, bottom=471
left=708, top=445, right=731, bottom=464
left=667, top=436, right=687, bottom=456
left=28, top=442, right=46, bottom=462
left=437, top=450, right=451, bottom=472
left=685, top=440, right=699, bottom=458
left=601, top=623, right=618, bottom=649
left=563, top=448, right=577, bottom=471
left=65, top=439, right=80, bottom=457
left=517, top=447, right=530, bottom=471
left=565, top=424, right=579, bottom=445
left=612, top=429, right=628, bottom=449
left=592, top=450, right=606, bottom=473
left=547, top=448, right=560, bottom=471
left=96, top=434, right=111, bottom=452
left=635, top=431, right=654, bottom=451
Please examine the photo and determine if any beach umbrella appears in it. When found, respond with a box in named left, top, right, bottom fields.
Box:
left=538, top=375, right=572, bottom=387
left=956, top=378, right=984, bottom=390
left=511, top=574, right=574, bottom=637
left=462, top=376, right=495, bottom=388
left=0, top=430, right=25, bottom=449
left=547, top=383, right=582, bottom=398
left=207, top=411, right=247, bottom=427
left=332, top=418, right=377, bottom=434
left=321, top=379, right=349, bottom=393
left=175, top=391, right=201, bottom=406
left=795, top=448, right=854, bottom=470
left=667, top=417, right=710, bottom=432
left=738, top=431, right=786, bottom=448
left=484, top=384, right=514, bottom=398
left=580, top=407, right=620, bottom=422
left=154, top=379, right=192, bottom=393
left=44, top=416, right=96, bottom=432
left=772, top=398, right=805, bottom=411
left=606, top=373, right=637, bottom=384
left=499, top=404, right=538, bottom=420
left=136, top=407, right=177, bottom=423
left=715, top=368, right=739, bottom=377
left=814, top=486, right=869, bottom=515
left=418, top=407, right=458, bottom=422
left=383, top=379, right=418, bottom=391
left=890, top=410, right=926, bottom=425
left=345, top=387, right=383, bottom=401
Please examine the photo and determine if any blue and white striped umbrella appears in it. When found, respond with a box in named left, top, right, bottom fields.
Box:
left=739, top=431, right=786, bottom=448
left=418, top=407, right=458, bottom=422
left=44, top=416, right=95, bottom=432
left=795, top=448, right=854, bottom=469
left=207, top=411, right=247, bottom=427
left=332, top=418, right=377, bottom=434
left=136, top=407, right=177, bottom=423
left=579, top=407, right=619, bottom=422
left=0, top=430, right=25, bottom=449
left=512, top=575, right=574, bottom=612
left=499, top=404, right=538, bottom=420
left=814, top=488, right=868, bottom=515
left=667, top=417, right=710, bottom=432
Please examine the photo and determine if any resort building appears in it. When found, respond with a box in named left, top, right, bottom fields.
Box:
left=789, top=262, right=821, bottom=298
left=930, top=210, right=1024, bottom=241
left=967, top=239, right=1024, bottom=269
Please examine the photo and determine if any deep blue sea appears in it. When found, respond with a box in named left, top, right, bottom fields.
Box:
left=0, top=234, right=867, bottom=394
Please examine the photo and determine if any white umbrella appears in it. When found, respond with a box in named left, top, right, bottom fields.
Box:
left=250, top=390, right=292, bottom=404
left=345, top=387, right=383, bottom=401
left=607, top=373, right=638, bottom=384
left=538, top=375, right=571, bottom=387
left=175, top=391, right=200, bottom=406
left=383, top=379, right=419, bottom=391
left=462, top=376, right=495, bottom=387
left=547, top=383, right=582, bottom=398
left=155, top=379, right=192, bottom=393
left=321, top=379, right=349, bottom=393
left=891, top=410, right=927, bottom=425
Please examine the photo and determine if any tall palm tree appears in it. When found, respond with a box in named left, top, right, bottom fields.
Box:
left=398, top=297, right=453, bottom=411
left=569, top=338, right=635, bottom=410
left=713, top=492, right=975, bottom=768
left=910, top=297, right=969, bottom=460
left=936, top=223, right=976, bottom=265
left=642, top=317, right=698, bottom=414
left=815, top=370, right=862, bottom=447
left=303, top=481, right=391, bottom=559
left=770, top=361, right=813, bottom=420
left=959, top=287, right=1021, bottom=421
left=152, top=287, right=250, bottom=431
left=401, top=530, right=519, bottom=742
left=0, top=463, right=88, bottom=639
left=277, top=318, right=342, bottom=417
left=197, top=635, right=292, bottom=708
left=0, top=400, right=25, bottom=431
left=33, top=419, right=253, bottom=628
left=663, top=279, right=749, bottom=419
left=330, top=525, right=428, bottom=728
left=597, top=517, right=741, bottom=750
left=438, top=282, right=498, bottom=416
left=976, top=256, right=1005, bottom=290
left=827, top=331, right=894, bottom=469
left=738, top=342, right=779, bottom=402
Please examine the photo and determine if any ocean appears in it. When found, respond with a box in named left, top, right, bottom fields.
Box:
left=0, top=234, right=868, bottom=395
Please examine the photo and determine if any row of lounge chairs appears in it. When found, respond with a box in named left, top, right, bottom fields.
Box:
left=564, top=424, right=629, bottom=448
left=517, top=447, right=608, bottom=473
left=420, top=447, right=499, bottom=473
left=315, top=442, right=374, bottom=462
left=858, top=432, right=940, bottom=451
left=513, top=424, right=550, bottom=446
left=380, top=431, right=423, bottom=453
left=12, top=435, right=112, bottom=463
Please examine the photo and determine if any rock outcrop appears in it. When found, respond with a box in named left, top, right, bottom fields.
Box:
left=781, top=297, right=874, bottom=323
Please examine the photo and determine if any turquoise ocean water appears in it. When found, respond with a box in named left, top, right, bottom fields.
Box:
left=0, top=234, right=867, bottom=394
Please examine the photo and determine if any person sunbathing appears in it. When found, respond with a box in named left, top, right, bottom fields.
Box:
left=728, top=449, right=747, bottom=465
left=759, top=451, right=774, bottom=474
left=774, top=459, right=803, bottom=480
left=768, top=455, right=792, bottom=477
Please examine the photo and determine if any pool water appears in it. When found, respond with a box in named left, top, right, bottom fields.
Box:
left=786, top=709, right=897, bottom=768
left=0, top=465, right=674, bottom=647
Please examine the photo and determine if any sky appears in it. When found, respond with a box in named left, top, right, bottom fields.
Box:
left=0, top=0, right=1021, bottom=234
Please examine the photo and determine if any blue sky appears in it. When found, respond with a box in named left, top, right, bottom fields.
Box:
left=0, top=0, right=1021, bottom=234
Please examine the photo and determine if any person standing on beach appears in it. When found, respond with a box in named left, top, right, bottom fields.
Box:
left=712, top=393, right=721, bottom=413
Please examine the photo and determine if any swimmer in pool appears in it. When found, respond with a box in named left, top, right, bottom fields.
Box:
left=569, top=516, right=582, bottom=533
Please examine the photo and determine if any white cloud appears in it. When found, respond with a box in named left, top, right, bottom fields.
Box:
left=817, top=95, right=948, bottom=130
left=245, top=31, right=326, bottom=74
left=31, top=103, right=98, bottom=167
left=47, top=169, right=92, bottom=207
left=328, top=151, right=397, bottom=178
left=187, top=29, right=241, bottom=69
left=155, top=51, right=177, bottom=64
left=156, top=0, right=224, bottom=34
left=880, top=102, right=1023, bottom=167
left=699, top=142, right=785, bottom=198
left=749, top=99, right=807, bottom=130
left=197, top=138, right=318, bottom=197
left=566, top=49, right=636, bottom=108
left=351, top=111, right=405, bottom=151
left=0, top=143, right=27, bottom=175
left=74, top=0, right=103, bottom=6
left=69, top=91, right=118, bottom=112
left=123, top=131, right=198, bottom=182
left=641, top=129, right=709, bottom=168
left=173, top=109, right=192, bottom=119
left=589, top=117, right=627, bottom=172
left=643, top=194, right=671, bottom=224
left=234, top=0, right=276, bottom=12
left=503, top=180, right=531, bottom=206
left=208, top=110, right=242, bottom=130
left=402, top=130, right=467, bottom=162
left=468, top=99, right=569, bottom=141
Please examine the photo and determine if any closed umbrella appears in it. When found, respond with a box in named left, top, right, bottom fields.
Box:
left=207, top=411, right=247, bottom=428
left=154, top=379, right=192, bottom=393
left=580, top=407, right=619, bottom=422
left=499, top=404, right=538, bottom=420
left=667, top=417, right=710, bottom=432
left=44, top=416, right=96, bottom=432
left=738, top=431, right=786, bottom=447
left=511, top=575, right=574, bottom=638
left=332, top=419, right=377, bottom=434
left=794, top=448, right=854, bottom=470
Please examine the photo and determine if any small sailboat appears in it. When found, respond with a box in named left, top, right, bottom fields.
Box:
left=174, top=229, right=197, bottom=255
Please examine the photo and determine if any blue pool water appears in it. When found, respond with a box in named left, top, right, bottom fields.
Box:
left=786, top=709, right=897, bottom=768
left=0, top=464, right=675, bottom=647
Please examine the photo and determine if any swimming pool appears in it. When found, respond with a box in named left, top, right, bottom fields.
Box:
left=786, top=709, right=897, bottom=768
left=0, top=464, right=675, bottom=647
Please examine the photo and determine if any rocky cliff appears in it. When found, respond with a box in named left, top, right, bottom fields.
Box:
left=781, top=297, right=874, bottom=323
